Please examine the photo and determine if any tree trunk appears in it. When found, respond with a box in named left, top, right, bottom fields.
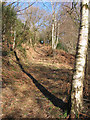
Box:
left=84, top=52, right=88, bottom=94
left=51, top=2, right=55, bottom=51
left=54, top=14, right=57, bottom=49
left=51, top=1, right=58, bottom=52
left=56, top=22, right=59, bottom=47
left=52, top=13, right=56, bottom=50
left=71, top=0, right=89, bottom=118
left=13, top=30, right=16, bottom=49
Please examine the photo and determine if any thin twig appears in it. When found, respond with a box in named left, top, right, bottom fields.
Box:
left=16, top=2, right=36, bottom=12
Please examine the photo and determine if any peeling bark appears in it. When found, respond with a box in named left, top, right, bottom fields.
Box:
left=71, top=0, right=89, bottom=118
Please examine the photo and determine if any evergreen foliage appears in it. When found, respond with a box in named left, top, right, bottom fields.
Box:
left=2, top=3, right=17, bottom=53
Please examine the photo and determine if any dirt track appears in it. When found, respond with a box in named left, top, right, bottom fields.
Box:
left=2, top=45, right=90, bottom=119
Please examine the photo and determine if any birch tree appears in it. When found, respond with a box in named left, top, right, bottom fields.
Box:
left=51, top=1, right=59, bottom=51
left=13, top=30, right=16, bottom=49
left=71, top=0, right=89, bottom=118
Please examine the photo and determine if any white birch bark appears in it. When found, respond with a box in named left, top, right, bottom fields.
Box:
left=54, top=14, right=58, bottom=49
left=13, top=30, right=16, bottom=49
left=71, top=0, right=89, bottom=118
left=52, top=17, right=54, bottom=50
left=51, top=1, right=58, bottom=50
left=51, top=1, right=55, bottom=50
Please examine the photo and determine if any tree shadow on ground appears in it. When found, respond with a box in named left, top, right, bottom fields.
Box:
left=14, top=51, right=71, bottom=113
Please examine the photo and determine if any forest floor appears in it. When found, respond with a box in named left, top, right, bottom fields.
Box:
left=2, top=44, right=90, bottom=119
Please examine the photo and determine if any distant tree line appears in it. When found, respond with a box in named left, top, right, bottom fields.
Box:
left=2, top=2, right=82, bottom=56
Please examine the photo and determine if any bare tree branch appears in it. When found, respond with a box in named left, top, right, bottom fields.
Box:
left=13, top=2, right=21, bottom=8
left=8, top=2, right=16, bottom=6
left=16, top=2, right=36, bottom=12
left=41, top=0, right=52, bottom=13
left=62, top=2, right=78, bottom=15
